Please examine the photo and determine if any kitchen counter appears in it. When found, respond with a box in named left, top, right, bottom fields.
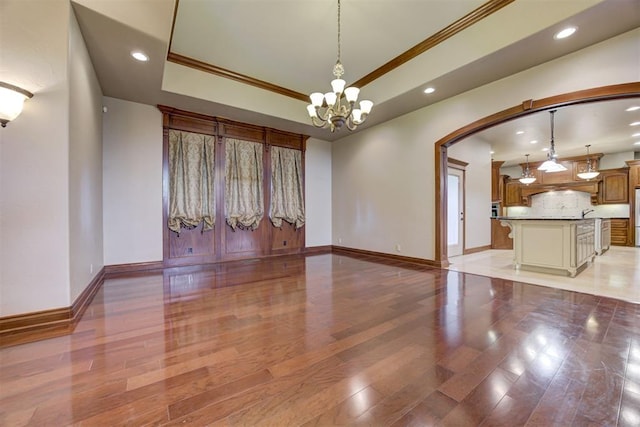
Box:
left=499, top=218, right=596, bottom=277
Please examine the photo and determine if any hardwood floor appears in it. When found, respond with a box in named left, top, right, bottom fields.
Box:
left=1, top=253, right=639, bottom=426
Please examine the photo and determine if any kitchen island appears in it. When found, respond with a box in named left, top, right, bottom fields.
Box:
left=499, top=218, right=596, bottom=277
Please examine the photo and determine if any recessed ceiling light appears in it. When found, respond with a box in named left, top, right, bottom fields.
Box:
left=530, top=140, right=538, bottom=144
left=554, top=27, right=577, bottom=40
left=490, top=150, right=495, bottom=154
left=631, top=121, right=640, bottom=126
left=131, top=51, right=149, bottom=62
left=542, top=147, right=549, bottom=151
left=626, top=106, right=640, bottom=112
left=516, top=130, right=524, bottom=135
left=634, top=141, right=640, bottom=145
left=632, top=132, right=640, bottom=137
left=423, top=87, right=435, bottom=94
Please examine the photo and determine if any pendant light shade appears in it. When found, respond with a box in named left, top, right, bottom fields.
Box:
left=538, top=110, right=567, bottom=172
left=577, top=144, right=600, bottom=180
left=519, top=154, right=536, bottom=185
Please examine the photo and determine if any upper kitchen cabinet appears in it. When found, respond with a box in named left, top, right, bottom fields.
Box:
left=598, top=168, right=629, bottom=204
left=491, top=161, right=505, bottom=203
left=504, top=179, right=524, bottom=207
left=627, top=160, right=640, bottom=189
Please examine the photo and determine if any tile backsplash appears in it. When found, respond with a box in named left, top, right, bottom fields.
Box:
left=505, top=190, right=629, bottom=218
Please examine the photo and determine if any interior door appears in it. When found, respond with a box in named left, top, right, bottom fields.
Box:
left=447, top=167, right=465, bottom=257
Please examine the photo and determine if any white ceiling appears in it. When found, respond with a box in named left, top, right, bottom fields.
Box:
left=70, top=0, right=640, bottom=153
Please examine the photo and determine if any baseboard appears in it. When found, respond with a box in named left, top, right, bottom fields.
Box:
left=0, top=267, right=105, bottom=348
left=463, top=245, right=492, bottom=255
left=304, top=245, right=333, bottom=255
left=331, top=245, right=441, bottom=268
left=104, top=260, right=164, bottom=278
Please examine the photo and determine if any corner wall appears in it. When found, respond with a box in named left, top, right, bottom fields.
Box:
left=0, top=0, right=72, bottom=316
left=68, top=8, right=104, bottom=302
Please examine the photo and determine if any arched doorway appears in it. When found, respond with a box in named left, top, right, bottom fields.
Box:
left=434, top=82, right=640, bottom=267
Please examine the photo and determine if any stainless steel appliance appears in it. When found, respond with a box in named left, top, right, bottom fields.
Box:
left=491, top=203, right=500, bottom=218
left=636, top=189, right=640, bottom=247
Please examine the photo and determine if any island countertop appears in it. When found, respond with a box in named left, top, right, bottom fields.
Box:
left=495, top=217, right=598, bottom=221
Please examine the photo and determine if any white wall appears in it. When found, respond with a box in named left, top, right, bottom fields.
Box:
left=332, top=29, right=639, bottom=261
left=0, top=0, right=72, bottom=316
left=102, top=97, right=163, bottom=265
left=600, top=151, right=635, bottom=169
left=449, top=136, right=492, bottom=250
left=68, top=10, right=104, bottom=302
left=305, top=138, right=332, bottom=247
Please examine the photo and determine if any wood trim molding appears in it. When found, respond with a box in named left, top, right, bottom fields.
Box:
left=303, top=245, right=333, bottom=255
left=167, top=0, right=512, bottom=98
left=352, top=0, right=514, bottom=89
left=331, top=245, right=444, bottom=268
left=167, top=52, right=309, bottom=102
left=104, top=261, right=164, bottom=278
left=434, top=82, right=640, bottom=266
left=0, top=268, right=105, bottom=348
left=463, top=245, right=492, bottom=255
left=448, top=157, right=469, bottom=169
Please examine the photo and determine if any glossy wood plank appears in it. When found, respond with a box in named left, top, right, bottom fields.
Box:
left=1, top=253, right=639, bottom=426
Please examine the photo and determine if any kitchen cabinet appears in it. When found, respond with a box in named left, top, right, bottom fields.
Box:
left=491, top=218, right=513, bottom=249
left=503, top=179, right=523, bottom=206
left=596, top=218, right=611, bottom=255
left=610, top=218, right=629, bottom=246
left=627, top=160, right=640, bottom=188
left=598, top=168, right=629, bottom=204
left=507, top=218, right=595, bottom=277
left=491, top=161, right=504, bottom=203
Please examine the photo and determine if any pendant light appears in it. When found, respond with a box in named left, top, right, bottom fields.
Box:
left=577, top=144, right=600, bottom=180
left=519, top=154, right=536, bottom=185
left=537, top=110, right=567, bottom=173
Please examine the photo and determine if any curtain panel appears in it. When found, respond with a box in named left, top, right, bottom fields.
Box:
left=270, top=146, right=305, bottom=229
left=225, top=138, right=264, bottom=230
left=168, top=130, right=216, bottom=233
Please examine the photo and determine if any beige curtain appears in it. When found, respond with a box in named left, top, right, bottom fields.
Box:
left=270, top=146, right=305, bottom=229
left=225, top=138, right=264, bottom=230
left=168, top=130, right=215, bottom=233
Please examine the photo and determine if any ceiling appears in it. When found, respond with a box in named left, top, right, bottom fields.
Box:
left=71, top=0, right=639, bottom=151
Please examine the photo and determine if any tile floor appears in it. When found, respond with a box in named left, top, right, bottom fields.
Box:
left=447, top=246, right=640, bottom=304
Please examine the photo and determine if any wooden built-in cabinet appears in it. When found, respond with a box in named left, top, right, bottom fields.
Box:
left=610, top=218, right=629, bottom=246
left=503, top=179, right=524, bottom=207
left=491, top=219, right=513, bottom=249
left=159, top=106, right=308, bottom=268
left=627, top=160, right=640, bottom=188
left=598, top=168, right=629, bottom=204
left=491, top=161, right=504, bottom=203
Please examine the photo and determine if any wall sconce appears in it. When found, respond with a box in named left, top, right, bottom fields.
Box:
left=0, top=82, right=34, bottom=127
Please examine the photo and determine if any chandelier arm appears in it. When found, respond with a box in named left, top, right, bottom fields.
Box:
left=311, top=115, right=328, bottom=128
left=314, top=106, right=333, bottom=122
left=346, top=121, right=357, bottom=131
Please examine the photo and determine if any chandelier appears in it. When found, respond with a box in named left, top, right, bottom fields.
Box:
left=538, top=109, right=567, bottom=173
left=306, top=0, right=373, bottom=132
left=519, top=154, right=536, bottom=185
left=577, top=144, right=600, bottom=180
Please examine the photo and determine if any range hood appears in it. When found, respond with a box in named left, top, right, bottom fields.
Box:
left=520, top=180, right=600, bottom=205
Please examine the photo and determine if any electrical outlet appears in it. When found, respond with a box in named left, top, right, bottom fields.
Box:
left=338, top=238, right=342, bottom=244
left=187, top=247, right=193, bottom=254
left=90, top=264, right=94, bottom=274
left=396, top=244, right=401, bottom=252
left=283, top=240, right=287, bottom=246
